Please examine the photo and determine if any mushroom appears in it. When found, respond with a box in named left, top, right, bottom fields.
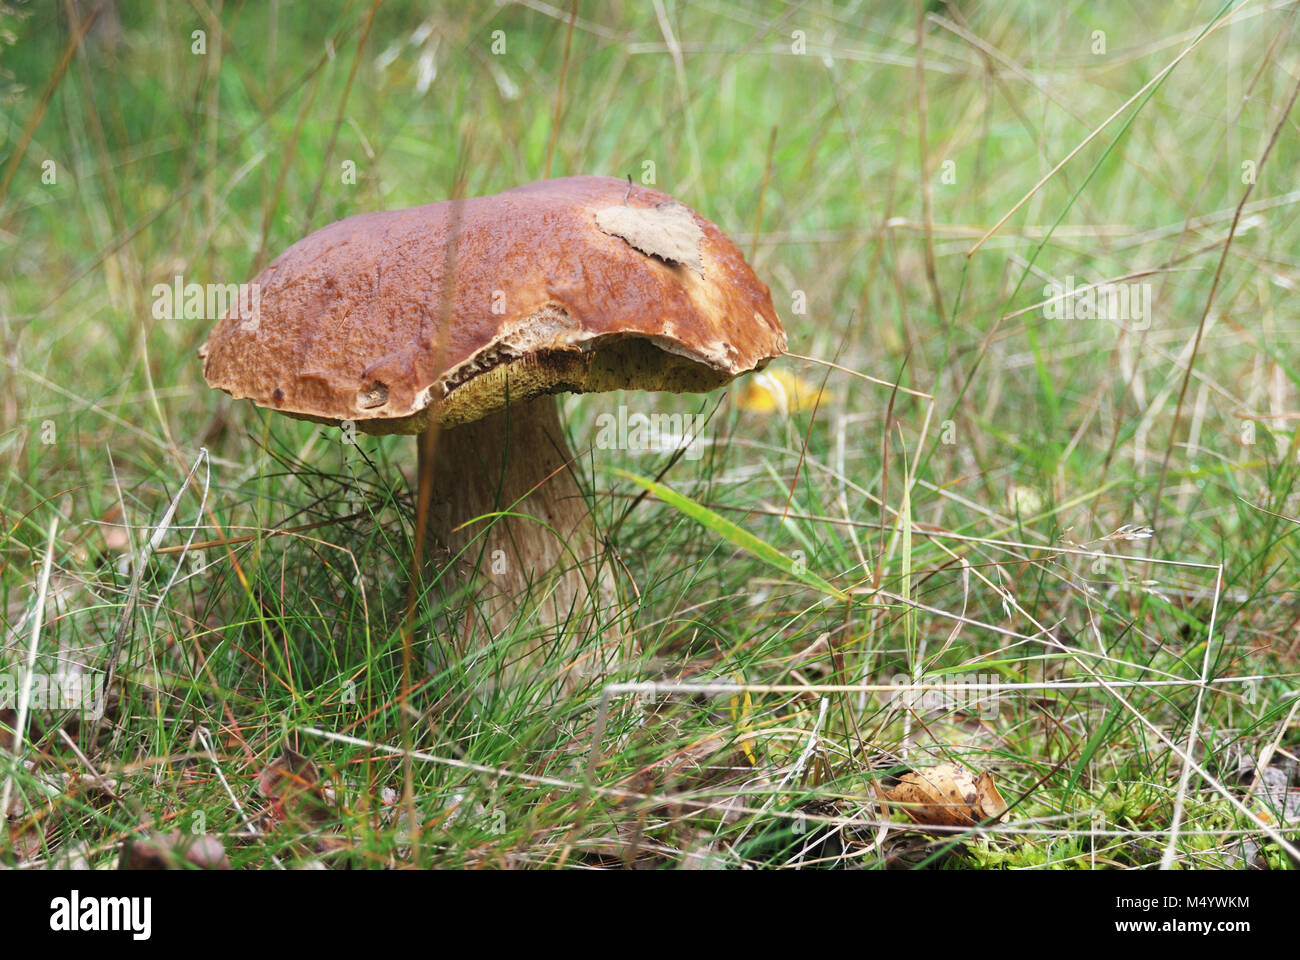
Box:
left=201, top=176, right=786, bottom=693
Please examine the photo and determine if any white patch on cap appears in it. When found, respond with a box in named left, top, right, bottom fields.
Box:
left=595, top=201, right=706, bottom=277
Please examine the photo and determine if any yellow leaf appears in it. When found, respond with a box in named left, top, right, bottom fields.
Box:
left=729, top=675, right=757, bottom=765
left=735, top=369, right=824, bottom=416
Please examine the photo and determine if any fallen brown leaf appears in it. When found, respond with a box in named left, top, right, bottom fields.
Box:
left=259, top=747, right=331, bottom=828
left=877, top=763, right=1009, bottom=828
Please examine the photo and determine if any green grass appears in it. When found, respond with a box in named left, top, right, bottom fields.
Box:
left=2, top=0, right=1299, bottom=869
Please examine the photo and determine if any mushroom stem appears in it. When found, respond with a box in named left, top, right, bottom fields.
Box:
left=421, top=395, right=624, bottom=695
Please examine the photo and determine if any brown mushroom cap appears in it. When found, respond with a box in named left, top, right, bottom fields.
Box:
left=200, top=175, right=786, bottom=433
